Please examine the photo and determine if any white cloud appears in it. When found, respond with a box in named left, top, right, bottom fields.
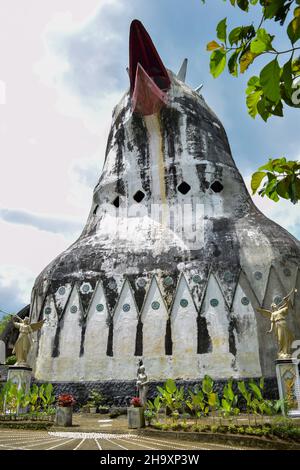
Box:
left=0, top=2, right=132, bottom=313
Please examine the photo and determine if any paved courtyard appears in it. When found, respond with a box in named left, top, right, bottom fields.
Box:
left=0, top=429, right=254, bottom=451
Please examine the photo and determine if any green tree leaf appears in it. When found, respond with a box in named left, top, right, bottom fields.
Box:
left=251, top=171, right=266, bottom=193
left=237, top=0, right=249, bottom=11
left=287, top=7, right=300, bottom=44
left=207, top=40, right=221, bottom=51
left=228, top=51, right=240, bottom=76
left=276, top=176, right=292, bottom=199
left=246, top=89, right=262, bottom=117
left=257, top=96, right=272, bottom=121
left=260, top=58, right=281, bottom=102
left=229, top=26, right=242, bottom=45
left=210, top=49, right=226, bottom=78
left=240, top=49, right=259, bottom=73
left=217, top=17, right=227, bottom=42
left=250, top=28, right=274, bottom=53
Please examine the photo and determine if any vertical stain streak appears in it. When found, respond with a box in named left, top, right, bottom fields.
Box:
left=144, top=114, right=167, bottom=224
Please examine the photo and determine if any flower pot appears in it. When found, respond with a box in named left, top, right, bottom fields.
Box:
left=98, top=407, right=109, bottom=414
left=127, top=407, right=145, bottom=429
left=55, top=406, right=73, bottom=427
left=89, top=406, right=97, bottom=414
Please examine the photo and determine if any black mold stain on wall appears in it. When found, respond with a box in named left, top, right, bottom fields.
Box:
left=165, top=318, right=173, bottom=355
left=106, top=318, right=113, bottom=357
left=135, top=320, right=143, bottom=356
left=228, top=318, right=237, bottom=357
left=131, top=114, right=151, bottom=197
left=197, top=314, right=212, bottom=354
left=159, top=107, right=183, bottom=198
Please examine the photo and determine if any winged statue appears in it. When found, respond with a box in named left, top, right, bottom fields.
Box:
left=12, top=316, right=45, bottom=367
left=257, top=288, right=297, bottom=359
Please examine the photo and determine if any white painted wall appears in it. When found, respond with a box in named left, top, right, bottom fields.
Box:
left=171, top=275, right=198, bottom=378
left=231, top=282, right=262, bottom=377
left=83, top=281, right=109, bottom=380
left=51, top=286, right=82, bottom=381
left=141, top=276, right=169, bottom=379
left=199, top=274, right=235, bottom=378
left=112, top=279, right=138, bottom=379
left=34, top=295, right=57, bottom=379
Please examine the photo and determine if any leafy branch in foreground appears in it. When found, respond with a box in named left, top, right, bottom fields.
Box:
left=203, top=1, right=300, bottom=203
left=206, top=0, right=300, bottom=121
left=251, top=157, right=300, bottom=203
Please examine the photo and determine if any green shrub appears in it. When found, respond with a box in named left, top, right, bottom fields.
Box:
left=5, top=356, right=16, bottom=365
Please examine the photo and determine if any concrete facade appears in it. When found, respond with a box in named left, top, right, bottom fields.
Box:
left=29, top=21, right=300, bottom=386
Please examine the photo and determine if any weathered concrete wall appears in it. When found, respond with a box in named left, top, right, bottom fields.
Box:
left=29, top=67, right=300, bottom=384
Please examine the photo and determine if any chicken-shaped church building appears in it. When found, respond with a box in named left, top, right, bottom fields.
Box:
left=29, top=20, right=300, bottom=391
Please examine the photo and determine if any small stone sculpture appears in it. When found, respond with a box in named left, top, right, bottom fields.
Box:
left=257, top=289, right=297, bottom=359
left=136, top=360, right=149, bottom=406
left=12, top=316, right=44, bottom=367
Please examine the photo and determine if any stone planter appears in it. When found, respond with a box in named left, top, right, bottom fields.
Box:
left=55, top=406, right=73, bottom=427
left=89, top=406, right=97, bottom=414
left=98, top=407, right=109, bottom=414
left=127, top=407, right=145, bottom=429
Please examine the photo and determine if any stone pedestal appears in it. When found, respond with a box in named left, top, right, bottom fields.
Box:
left=0, top=340, right=5, bottom=364
left=55, top=407, right=73, bottom=427
left=275, top=359, right=300, bottom=418
left=127, top=407, right=145, bottom=429
left=6, top=366, right=32, bottom=414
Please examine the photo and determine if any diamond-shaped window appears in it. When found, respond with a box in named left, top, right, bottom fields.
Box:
left=178, top=181, right=191, bottom=195
left=112, top=196, right=120, bottom=208
left=133, top=190, right=145, bottom=203
left=210, top=180, right=223, bottom=193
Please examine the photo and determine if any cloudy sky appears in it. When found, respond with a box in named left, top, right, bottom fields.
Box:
left=0, top=0, right=299, bottom=316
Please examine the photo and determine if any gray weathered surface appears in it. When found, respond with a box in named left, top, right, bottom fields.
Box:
left=28, top=26, right=300, bottom=384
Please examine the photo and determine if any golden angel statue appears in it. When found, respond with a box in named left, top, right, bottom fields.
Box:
left=12, top=316, right=45, bottom=367
left=257, top=289, right=297, bottom=359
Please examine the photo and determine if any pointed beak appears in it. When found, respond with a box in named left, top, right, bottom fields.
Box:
left=129, top=20, right=171, bottom=116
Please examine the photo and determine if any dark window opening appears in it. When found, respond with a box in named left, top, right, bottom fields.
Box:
left=133, top=190, right=145, bottom=203
left=112, top=196, right=120, bottom=208
left=93, top=204, right=99, bottom=215
left=178, top=181, right=191, bottom=195
left=165, top=318, right=173, bottom=355
left=210, top=180, right=224, bottom=193
left=135, top=320, right=143, bottom=356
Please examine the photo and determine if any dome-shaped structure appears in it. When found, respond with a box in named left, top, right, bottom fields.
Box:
left=30, top=20, right=300, bottom=388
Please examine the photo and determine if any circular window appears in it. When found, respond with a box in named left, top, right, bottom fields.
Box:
left=44, top=307, right=51, bottom=315
left=58, top=286, right=66, bottom=295
left=283, top=268, right=291, bottom=277
left=241, top=297, right=250, bottom=306
left=70, top=305, right=78, bottom=314
left=274, top=296, right=282, bottom=305
left=254, top=271, right=262, bottom=280
left=210, top=298, right=219, bottom=307
left=81, top=283, right=91, bottom=294
left=96, top=304, right=104, bottom=312
left=137, top=277, right=146, bottom=288
left=180, top=299, right=188, bottom=308
left=193, top=275, right=201, bottom=284
left=123, top=304, right=130, bottom=312
left=151, top=301, right=160, bottom=310
left=164, top=276, right=173, bottom=287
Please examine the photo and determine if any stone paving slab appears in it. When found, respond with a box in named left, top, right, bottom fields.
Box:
left=0, top=428, right=253, bottom=451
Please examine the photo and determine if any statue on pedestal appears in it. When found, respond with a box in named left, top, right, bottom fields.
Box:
left=136, top=360, right=149, bottom=406
left=257, top=289, right=297, bottom=359
left=12, top=316, right=44, bottom=367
